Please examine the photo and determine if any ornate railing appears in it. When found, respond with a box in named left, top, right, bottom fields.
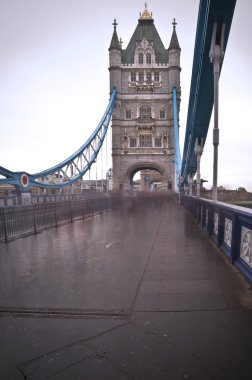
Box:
left=180, top=195, right=252, bottom=283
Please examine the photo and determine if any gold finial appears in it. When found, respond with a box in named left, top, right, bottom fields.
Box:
left=172, top=18, right=177, bottom=30
left=139, top=3, right=153, bottom=20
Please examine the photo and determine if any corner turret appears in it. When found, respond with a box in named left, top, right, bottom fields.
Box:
left=168, top=19, right=181, bottom=92
left=109, top=19, right=122, bottom=93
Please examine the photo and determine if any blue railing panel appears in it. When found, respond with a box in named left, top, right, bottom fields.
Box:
left=181, top=195, right=252, bottom=283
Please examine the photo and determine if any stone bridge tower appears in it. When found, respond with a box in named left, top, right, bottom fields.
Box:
left=109, top=4, right=181, bottom=190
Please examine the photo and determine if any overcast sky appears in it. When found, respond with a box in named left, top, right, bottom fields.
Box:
left=0, top=0, right=252, bottom=190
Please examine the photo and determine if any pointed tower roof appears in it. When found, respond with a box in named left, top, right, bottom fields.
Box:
left=168, top=18, right=181, bottom=51
left=122, top=4, right=168, bottom=64
left=109, top=19, right=121, bottom=51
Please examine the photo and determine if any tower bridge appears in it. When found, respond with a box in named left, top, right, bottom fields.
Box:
left=1, top=2, right=252, bottom=379
left=109, top=5, right=181, bottom=190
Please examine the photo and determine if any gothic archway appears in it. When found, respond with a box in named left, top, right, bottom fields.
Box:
left=126, top=162, right=165, bottom=190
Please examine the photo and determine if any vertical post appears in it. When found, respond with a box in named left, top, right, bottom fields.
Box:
left=188, top=174, right=193, bottom=196
left=82, top=199, right=85, bottom=220
left=210, top=23, right=225, bottom=202
left=194, top=138, right=204, bottom=198
left=70, top=201, right=73, bottom=223
left=33, top=204, right=37, bottom=234
left=54, top=202, right=58, bottom=227
left=1, top=208, right=8, bottom=243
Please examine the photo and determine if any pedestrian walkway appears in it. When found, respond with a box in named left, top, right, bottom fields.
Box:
left=1, top=196, right=252, bottom=379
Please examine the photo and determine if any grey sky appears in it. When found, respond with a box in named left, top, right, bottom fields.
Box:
left=0, top=0, right=252, bottom=190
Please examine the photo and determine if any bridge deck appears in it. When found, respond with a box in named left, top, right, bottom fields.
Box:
left=1, top=196, right=252, bottom=379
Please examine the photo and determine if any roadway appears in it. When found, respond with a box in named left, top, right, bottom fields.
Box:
left=0, top=194, right=252, bottom=379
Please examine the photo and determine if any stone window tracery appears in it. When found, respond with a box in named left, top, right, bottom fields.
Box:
left=130, top=137, right=137, bottom=147
left=139, top=72, right=144, bottom=82
left=146, top=53, right=151, bottom=64
left=138, top=53, right=143, bottom=64
left=139, top=105, right=151, bottom=119
left=154, top=72, right=160, bottom=82
left=131, top=72, right=136, bottom=82
left=155, top=137, right=162, bottom=147
left=139, top=134, right=152, bottom=147
left=146, top=72, right=152, bottom=82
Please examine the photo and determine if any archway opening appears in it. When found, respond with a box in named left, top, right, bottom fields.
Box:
left=131, top=168, right=163, bottom=192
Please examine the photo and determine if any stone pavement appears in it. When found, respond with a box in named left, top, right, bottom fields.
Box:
left=0, top=195, right=252, bottom=379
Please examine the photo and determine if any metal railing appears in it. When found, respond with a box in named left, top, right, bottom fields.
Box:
left=0, top=190, right=106, bottom=207
left=0, top=197, right=114, bottom=242
left=180, top=194, right=252, bottom=283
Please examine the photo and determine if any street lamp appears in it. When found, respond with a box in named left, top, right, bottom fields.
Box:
left=209, top=22, right=225, bottom=202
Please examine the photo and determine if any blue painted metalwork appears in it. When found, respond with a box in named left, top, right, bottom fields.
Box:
left=172, top=87, right=181, bottom=186
left=180, top=0, right=236, bottom=185
left=0, top=88, right=117, bottom=189
left=181, top=195, right=252, bottom=284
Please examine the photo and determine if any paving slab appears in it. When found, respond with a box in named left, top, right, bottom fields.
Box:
left=0, top=196, right=252, bottom=379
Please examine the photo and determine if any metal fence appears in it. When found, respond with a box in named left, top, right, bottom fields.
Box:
left=0, top=197, right=113, bottom=242
left=180, top=195, right=252, bottom=283
left=0, top=190, right=105, bottom=207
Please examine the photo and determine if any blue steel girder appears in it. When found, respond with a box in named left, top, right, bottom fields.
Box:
left=0, top=88, right=117, bottom=189
left=181, top=0, right=236, bottom=184
left=172, top=87, right=182, bottom=187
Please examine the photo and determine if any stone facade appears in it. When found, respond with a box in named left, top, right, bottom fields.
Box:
left=109, top=5, right=181, bottom=190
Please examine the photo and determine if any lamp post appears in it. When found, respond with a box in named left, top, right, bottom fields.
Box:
left=209, top=23, right=225, bottom=202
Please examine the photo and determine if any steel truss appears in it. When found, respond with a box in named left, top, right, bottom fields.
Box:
left=0, top=88, right=117, bottom=189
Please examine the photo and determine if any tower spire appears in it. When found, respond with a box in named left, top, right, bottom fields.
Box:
left=168, top=18, right=181, bottom=51
left=112, top=19, right=118, bottom=31
left=172, top=18, right=177, bottom=30
left=109, top=19, right=121, bottom=51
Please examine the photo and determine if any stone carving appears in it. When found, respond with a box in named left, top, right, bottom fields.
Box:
left=214, top=213, right=219, bottom=235
left=240, top=226, right=252, bottom=267
left=224, top=218, right=232, bottom=247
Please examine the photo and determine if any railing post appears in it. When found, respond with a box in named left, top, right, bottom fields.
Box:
left=82, top=199, right=85, bottom=220
left=70, top=201, right=73, bottom=223
left=54, top=202, right=58, bottom=227
left=188, top=174, right=193, bottom=196
left=33, top=204, right=37, bottom=234
left=1, top=208, right=8, bottom=243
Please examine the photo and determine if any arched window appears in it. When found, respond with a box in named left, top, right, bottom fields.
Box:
left=140, top=134, right=152, bottom=147
left=138, top=53, right=143, bottom=64
left=163, top=136, right=167, bottom=147
left=154, top=72, right=159, bottom=82
left=126, top=109, right=131, bottom=119
left=138, top=72, right=144, bottom=82
left=146, top=72, right=151, bottom=82
left=160, top=109, right=165, bottom=119
left=146, top=53, right=151, bottom=64
left=131, top=72, right=136, bottom=82
left=139, top=105, right=151, bottom=119
left=130, top=137, right=137, bottom=147
left=155, top=137, right=162, bottom=147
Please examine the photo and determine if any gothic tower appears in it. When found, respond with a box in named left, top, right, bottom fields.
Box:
left=109, top=4, right=181, bottom=190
